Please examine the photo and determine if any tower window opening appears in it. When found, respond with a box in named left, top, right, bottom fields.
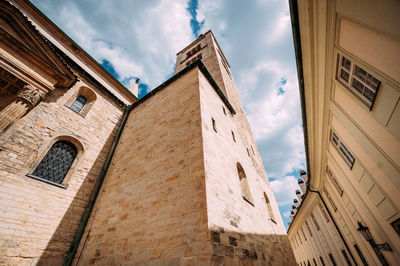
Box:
left=222, top=106, right=226, bottom=115
left=231, top=131, right=236, bottom=142
left=251, top=145, right=255, bottom=155
left=264, top=192, right=276, bottom=223
left=247, top=148, right=250, bottom=157
left=212, top=118, right=217, bottom=133
left=237, top=163, right=253, bottom=206
left=70, top=95, right=87, bottom=113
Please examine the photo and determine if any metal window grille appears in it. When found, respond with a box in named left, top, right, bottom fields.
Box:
left=70, top=95, right=87, bottom=113
left=32, top=141, right=77, bottom=184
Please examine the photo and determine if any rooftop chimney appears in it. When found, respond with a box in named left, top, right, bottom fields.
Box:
left=129, top=78, right=140, bottom=97
left=300, top=170, right=308, bottom=183
left=292, top=204, right=297, bottom=215
left=295, top=189, right=302, bottom=202
left=298, top=179, right=306, bottom=194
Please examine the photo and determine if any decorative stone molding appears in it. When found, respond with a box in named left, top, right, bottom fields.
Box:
left=17, top=84, right=45, bottom=108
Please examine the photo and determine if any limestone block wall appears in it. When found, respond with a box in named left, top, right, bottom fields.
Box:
left=198, top=70, right=296, bottom=265
left=74, top=68, right=212, bottom=265
left=0, top=78, right=124, bottom=265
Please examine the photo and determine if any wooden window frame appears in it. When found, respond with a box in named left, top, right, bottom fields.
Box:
left=337, top=55, right=380, bottom=110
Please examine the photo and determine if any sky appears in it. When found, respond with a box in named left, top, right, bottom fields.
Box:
left=31, top=0, right=305, bottom=229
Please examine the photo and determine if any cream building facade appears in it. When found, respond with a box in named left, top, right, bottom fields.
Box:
left=0, top=0, right=295, bottom=265
left=287, top=0, right=400, bottom=265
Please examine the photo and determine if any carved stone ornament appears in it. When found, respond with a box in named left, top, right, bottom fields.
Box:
left=17, top=84, right=44, bottom=108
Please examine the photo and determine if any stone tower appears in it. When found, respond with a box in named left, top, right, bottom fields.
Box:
left=74, top=31, right=296, bottom=265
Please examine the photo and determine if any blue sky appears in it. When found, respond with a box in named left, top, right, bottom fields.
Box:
left=32, top=0, right=305, bottom=229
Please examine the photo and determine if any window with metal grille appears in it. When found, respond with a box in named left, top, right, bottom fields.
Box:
left=70, top=95, right=87, bottom=113
left=337, top=55, right=380, bottom=110
left=330, top=130, right=355, bottom=168
left=30, top=141, right=77, bottom=185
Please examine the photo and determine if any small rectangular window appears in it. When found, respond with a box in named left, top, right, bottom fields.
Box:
left=324, top=189, right=337, bottom=212
left=310, top=212, right=320, bottom=231
left=337, top=55, right=380, bottom=110
left=320, top=257, right=325, bottom=266
left=326, top=166, right=344, bottom=196
left=391, top=218, right=400, bottom=237
left=341, top=250, right=352, bottom=266
left=305, top=221, right=313, bottom=237
left=330, top=130, right=355, bottom=168
left=329, top=254, right=337, bottom=266
left=301, top=227, right=307, bottom=241
left=354, top=244, right=368, bottom=266
left=319, top=203, right=330, bottom=222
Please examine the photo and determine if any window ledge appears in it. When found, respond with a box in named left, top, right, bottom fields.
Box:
left=243, top=196, right=255, bottom=207
left=64, top=104, right=86, bottom=118
left=26, top=174, right=67, bottom=189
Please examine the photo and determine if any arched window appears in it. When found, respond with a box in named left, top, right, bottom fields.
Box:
left=70, top=95, right=87, bottom=113
left=31, top=141, right=77, bottom=184
left=264, top=192, right=276, bottom=223
left=237, top=163, right=253, bottom=205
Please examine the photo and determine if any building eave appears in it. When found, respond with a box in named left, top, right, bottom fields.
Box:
left=14, top=0, right=137, bottom=103
left=287, top=0, right=311, bottom=233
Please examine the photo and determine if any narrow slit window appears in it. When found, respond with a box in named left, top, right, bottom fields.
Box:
left=222, top=106, right=226, bottom=115
left=231, top=131, right=236, bottom=142
left=70, top=95, right=87, bottom=113
left=237, top=163, right=253, bottom=206
left=30, top=141, right=77, bottom=185
left=212, top=118, right=217, bottom=133
left=251, top=145, right=255, bottom=155
left=247, top=148, right=250, bottom=157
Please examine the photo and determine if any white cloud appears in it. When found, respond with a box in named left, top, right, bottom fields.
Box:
left=32, top=0, right=193, bottom=89
left=32, top=0, right=305, bottom=228
left=270, top=175, right=300, bottom=206
left=283, top=211, right=291, bottom=218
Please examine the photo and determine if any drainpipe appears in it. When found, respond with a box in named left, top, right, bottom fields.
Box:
left=64, top=103, right=133, bottom=265
left=307, top=187, right=358, bottom=266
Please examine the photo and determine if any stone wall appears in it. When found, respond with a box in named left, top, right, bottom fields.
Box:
left=198, top=68, right=296, bottom=265
left=74, top=68, right=213, bottom=265
left=0, top=77, right=124, bottom=265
